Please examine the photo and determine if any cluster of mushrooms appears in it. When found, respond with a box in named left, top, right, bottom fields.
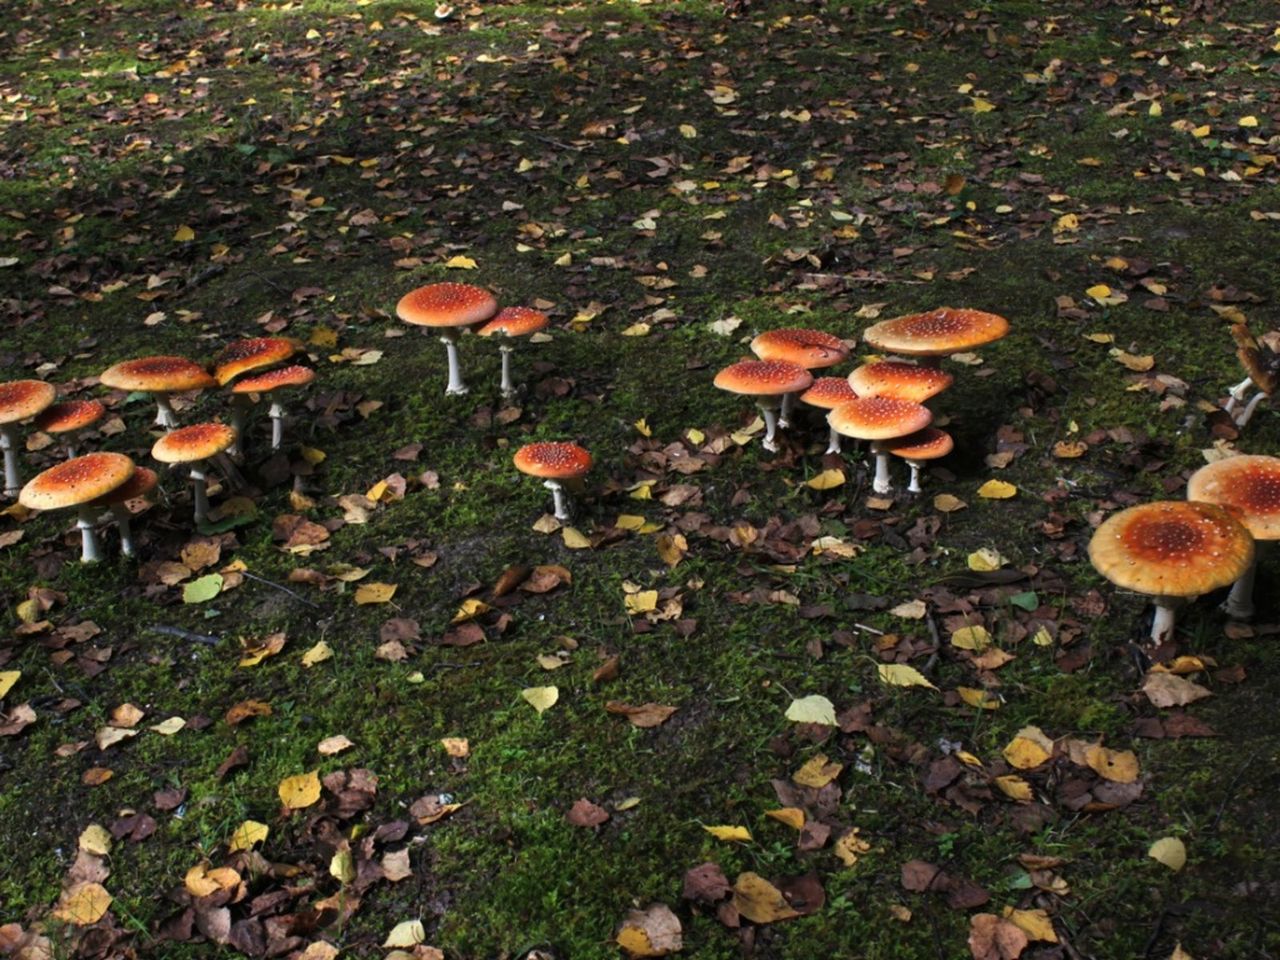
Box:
left=0, top=337, right=316, bottom=562
left=713, top=308, right=1011, bottom=495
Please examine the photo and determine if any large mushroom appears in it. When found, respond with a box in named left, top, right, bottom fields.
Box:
left=863, top=308, right=1009, bottom=368
left=799, top=377, right=860, bottom=454
left=476, top=307, right=549, bottom=400
left=1186, top=455, right=1280, bottom=620
left=1224, top=323, right=1278, bottom=428
left=229, top=365, right=316, bottom=452
left=713, top=360, right=813, bottom=453
left=152, top=422, right=237, bottom=525
left=396, top=282, right=499, bottom=396
left=847, top=360, right=953, bottom=404
left=828, top=397, right=932, bottom=494
left=33, top=399, right=105, bottom=457
left=99, top=356, right=216, bottom=428
left=750, top=328, right=850, bottom=427
left=1088, top=500, right=1254, bottom=644
left=882, top=427, right=954, bottom=494
left=89, top=466, right=158, bottom=558
left=0, top=379, right=56, bottom=497
left=513, top=442, right=593, bottom=521
left=19, top=452, right=135, bottom=563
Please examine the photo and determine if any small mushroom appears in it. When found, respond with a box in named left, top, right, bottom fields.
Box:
left=1186, top=454, right=1280, bottom=620
left=229, top=365, right=316, bottom=452
left=33, top=399, right=106, bottom=457
left=798, top=377, right=859, bottom=454
left=99, top=356, right=216, bottom=428
left=713, top=360, right=813, bottom=453
left=0, top=379, right=57, bottom=497
left=847, top=361, right=953, bottom=404
left=882, top=427, right=953, bottom=494
left=1088, top=500, right=1254, bottom=644
left=750, top=328, right=850, bottom=427
left=152, top=422, right=237, bottom=526
left=213, top=336, right=302, bottom=386
left=828, top=397, right=932, bottom=495
left=863, top=307, right=1009, bottom=368
left=396, top=283, right=499, bottom=396
left=18, top=452, right=136, bottom=563
left=89, top=466, right=158, bottom=558
left=1224, top=323, right=1278, bottom=427
left=475, top=307, right=549, bottom=399
left=513, top=442, right=593, bottom=521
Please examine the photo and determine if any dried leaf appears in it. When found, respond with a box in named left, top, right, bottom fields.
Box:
left=878, top=664, right=937, bottom=690
left=1149, top=836, right=1186, bottom=871
left=278, top=770, right=322, bottom=810
left=785, top=694, right=837, bottom=726
left=521, top=686, right=559, bottom=714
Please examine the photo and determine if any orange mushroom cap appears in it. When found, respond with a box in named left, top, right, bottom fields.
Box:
left=750, top=328, right=850, bottom=369
left=229, top=365, right=316, bottom=394
left=19, top=452, right=135, bottom=510
left=863, top=308, right=1009, bottom=357
left=213, top=337, right=302, bottom=386
left=34, top=399, right=105, bottom=434
left=396, top=283, right=498, bottom=328
left=90, top=466, right=158, bottom=506
left=0, top=380, right=57, bottom=425
left=1088, top=500, right=1254, bottom=598
left=100, top=356, right=216, bottom=393
left=1187, top=455, right=1280, bottom=541
left=828, top=396, right=932, bottom=441
left=882, top=427, right=954, bottom=461
left=513, top=442, right=593, bottom=480
left=476, top=306, right=549, bottom=338
left=800, top=377, right=859, bottom=410
left=847, top=361, right=954, bottom=404
left=152, top=422, right=237, bottom=463
left=713, top=360, right=813, bottom=397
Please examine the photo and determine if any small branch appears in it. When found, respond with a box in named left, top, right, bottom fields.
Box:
left=147, top=625, right=220, bottom=646
left=242, top=571, right=322, bottom=609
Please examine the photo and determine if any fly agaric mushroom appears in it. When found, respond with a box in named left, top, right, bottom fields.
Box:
left=828, top=397, right=932, bottom=495
left=863, top=308, right=1009, bottom=368
left=476, top=306, right=549, bottom=399
left=18, top=452, right=135, bottom=563
left=882, top=427, right=953, bottom=494
left=229, top=365, right=315, bottom=452
left=1224, top=323, right=1278, bottom=427
left=750, top=328, right=850, bottom=427
left=713, top=360, right=813, bottom=453
left=89, top=466, right=158, bottom=558
left=1186, top=455, right=1280, bottom=620
left=99, top=356, right=217, bottom=428
left=799, top=377, right=859, bottom=454
left=34, top=399, right=106, bottom=457
left=847, top=361, right=954, bottom=404
left=1088, top=500, right=1254, bottom=644
left=396, top=282, right=499, bottom=396
left=213, top=336, right=302, bottom=386
left=513, top=442, right=593, bottom=521
left=152, top=422, right=237, bottom=525
left=0, top=379, right=56, bottom=497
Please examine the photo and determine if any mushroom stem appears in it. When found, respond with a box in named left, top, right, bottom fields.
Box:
left=870, top=443, right=893, bottom=495
left=1223, top=375, right=1254, bottom=415
left=0, top=424, right=21, bottom=497
left=758, top=401, right=781, bottom=453
left=499, top=344, right=516, bottom=399
left=544, top=479, right=569, bottom=521
left=110, top=503, right=136, bottom=557
left=228, top=396, right=252, bottom=459
left=779, top=391, right=796, bottom=429
left=826, top=426, right=842, bottom=455
left=440, top=331, right=468, bottom=396
left=905, top=459, right=923, bottom=494
left=76, top=505, right=103, bottom=564
left=1234, top=390, right=1267, bottom=428
left=189, top=462, right=210, bottom=525
left=1223, top=547, right=1262, bottom=620
left=268, top=401, right=286, bottom=451
left=1150, top=597, right=1184, bottom=644
left=154, top=395, right=178, bottom=429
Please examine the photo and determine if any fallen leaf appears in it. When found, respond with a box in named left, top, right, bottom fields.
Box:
left=1002, top=907, right=1058, bottom=943
left=301, top=641, right=333, bottom=667
left=785, top=694, right=838, bottom=726
left=704, top=824, right=751, bottom=842
left=355, top=582, right=397, bottom=605
left=521, top=686, right=559, bottom=714
left=78, top=825, right=112, bottom=857
left=976, top=479, right=1017, bottom=499
left=793, top=753, right=843, bottom=788
left=616, top=903, right=682, bottom=957
left=1149, top=836, right=1186, bottom=871
left=227, top=820, right=269, bottom=852
left=1084, top=744, right=1140, bottom=783
left=278, top=770, right=322, bottom=810
left=0, top=670, right=19, bottom=699
left=605, top=701, right=677, bottom=727
left=318, top=735, right=354, bottom=756
left=51, top=883, right=112, bottom=925
left=732, top=872, right=800, bottom=924
left=182, top=574, right=223, bottom=604
left=383, top=920, right=425, bottom=948
left=1002, top=727, right=1055, bottom=770
left=968, top=912, right=1029, bottom=960
left=878, top=664, right=937, bottom=690
left=1143, top=672, right=1211, bottom=707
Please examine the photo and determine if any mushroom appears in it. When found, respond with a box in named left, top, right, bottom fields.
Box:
left=828, top=397, right=932, bottom=495
left=863, top=307, right=1009, bottom=368
left=99, top=356, right=217, bottom=428
left=33, top=399, right=106, bottom=457
left=18, top=452, right=135, bottom=563
left=475, top=307, right=549, bottom=400
left=847, top=360, right=953, bottom=404
left=0, top=379, right=56, bottom=497
left=151, top=422, right=237, bottom=525
left=1088, top=500, right=1254, bottom=645
left=882, top=427, right=954, bottom=494
left=213, top=337, right=303, bottom=453
left=229, top=365, right=316, bottom=452
left=1186, top=454, right=1280, bottom=620
left=396, top=282, right=499, bottom=396
left=798, top=377, right=859, bottom=454
left=89, top=466, right=158, bottom=558
left=750, top=328, right=851, bottom=427
left=1224, top=323, right=1278, bottom=427
left=713, top=360, right=813, bottom=453
left=513, top=442, right=593, bottom=521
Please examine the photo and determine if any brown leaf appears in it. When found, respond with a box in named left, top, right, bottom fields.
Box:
left=566, top=798, right=610, bottom=828
left=968, top=913, right=1029, bottom=960
left=1142, top=672, right=1211, bottom=708
left=616, top=903, right=682, bottom=957
left=215, top=745, right=250, bottom=779
left=224, top=700, right=272, bottom=726
left=605, top=701, right=677, bottom=728
left=682, top=862, right=731, bottom=903
left=901, top=860, right=946, bottom=893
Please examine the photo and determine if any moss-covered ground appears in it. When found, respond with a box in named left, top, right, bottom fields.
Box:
left=1, top=0, right=1279, bottom=957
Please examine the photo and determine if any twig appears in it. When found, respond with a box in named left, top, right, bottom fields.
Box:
left=1211, top=749, right=1260, bottom=831
left=147, top=625, right=220, bottom=646
left=241, top=571, right=321, bottom=609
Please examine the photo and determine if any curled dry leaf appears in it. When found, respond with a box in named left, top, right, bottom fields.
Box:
left=968, top=912, right=1029, bottom=960
left=605, top=701, right=677, bottom=728
left=616, top=903, right=682, bottom=957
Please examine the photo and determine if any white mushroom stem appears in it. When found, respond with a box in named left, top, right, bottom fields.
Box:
left=440, top=330, right=468, bottom=396
left=1223, top=544, right=1265, bottom=620
left=498, top=344, right=516, bottom=399
left=779, top=391, right=796, bottom=429
left=228, top=396, right=253, bottom=458
left=0, top=424, right=21, bottom=497
left=826, top=426, right=842, bottom=455
left=870, top=443, right=893, bottom=494
left=110, top=503, right=136, bottom=557
left=544, top=479, right=569, bottom=521
left=758, top=401, right=781, bottom=453
left=1223, top=375, right=1253, bottom=415
left=1234, top=390, right=1268, bottom=428
left=905, top=459, right=924, bottom=494
left=268, top=400, right=286, bottom=450
left=154, top=394, right=178, bottom=429
left=75, top=505, right=103, bottom=564
left=1149, top=597, right=1185, bottom=645
left=189, top=462, right=211, bottom=525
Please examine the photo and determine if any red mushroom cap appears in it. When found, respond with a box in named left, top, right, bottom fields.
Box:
left=0, top=380, right=57, bottom=425
left=90, top=466, right=158, bottom=507
left=19, top=452, right=135, bottom=510
left=883, top=427, right=954, bottom=461
left=397, top=283, right=498, bottom=328
left=476, top=306, right=549, bottom=338
left=513, top=442, right=593, bottom=480
left=100, top=356, right=217, bottom=393
left=828, top=397, right=933, bottom=441
left=1186, top=455, right=1280, bottom=541
left=863, top=308, right=1009, bottom=357
left=34, top=399, right=106, bottom=434
left=213, top=337, right=302, bottom=386
left=713, top=360, right=813, bottom=397
left=847, top=361, right=954, bottom=403
left=229, top=365, right=316, bottom=395
left=800, top=377, right=859, bottom=410
left=750, top=328, right=850, bottom=369
left=152, top=422, right=237, bottom=463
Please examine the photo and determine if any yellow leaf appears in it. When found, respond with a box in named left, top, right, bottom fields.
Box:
left=355, top=582, right=397, bottom=605
left=227, top=820, right=269, bottom=852
left=52, top=882, right=112, bottom=925
left=806, top=468, right=846, bottom=490
left=1084, top=331, right=1115, bottom=343
left=957, top=687, right=1001, bottom=710
left=441, top=737, right=470, bottom=757
left=452, top=598, right=490, bottom=623
left=1085, top=744, right=1140, bottom=783
left=383, top=920, right=425, bottom=948
left=79, top=824, right=112, bottom=857
left=633, top=417, right=652, bottom=436
left=1053, top=213, right=1079, bottom=233
left=238, top=631, right=286, bottom=667
left=1002, top=907, right=1058, bottom=943
left=1240, top=115, right=1259, bottom=128
left=15, top=599, right=38, bottom=623
left=1109, top=348, right=1155, bottom=371
left=302, top=640, right=333, bottom=667
left=833, top=828, right=871, bottom=866
left=679, top=123, right=698, bottom=138
left=765, top=808, right=806, bottom=830
left=330, top=849, right=355, bottom=884
left=173, top=225, right=195, bottom=242
left=278, top=770, right=322, bottom=809
left=977, top=479, right=1017, bottom=499
left=562, top=526, right=592, bottom=549
left=443, top=255, right=477, bottom=269
left=994, top=774, right=1034, bottom=802
left=890, top=599, right=927, bottom=619
left=704, top=824, right=752, bottom=842
left=318, top=734, right=354, bottom=755
left=877, top=663, right=937, bottom=690
left=656, top=533, right=687, bottom=568
left=624, top=590, right=659, bottom=615
left=732, top=872, right=800, bottom=924
left=622, top=323, right=651, bottom=337
left=950, top=625, right=992, bottom=651
left=149, top=716, right=186, bottom=736
left=971, top=97, right=997, bottom=113
left=615, top=514, right=647, bottom=531
left=793, top=753, right=844, bottom=788
left=1086, top=283, right=1112, bottom=300
left=0, top=670, right=19, bottom=699
left=933, top=493, right=967, bottom=512
left=1149, top=836, right=1186, bottom=871
left=1031, top=626, right=1053, bottom=647
left=1002, top=726, right=1055, bottom=769
left=966, top=548, right=1004, bottom=571
left=784, top=694, right=838, bottom=726
left=521, top=685, right=559, bottom=713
